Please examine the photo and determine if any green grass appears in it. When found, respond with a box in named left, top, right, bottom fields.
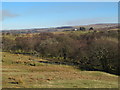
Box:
left=2, top=52, right=118, bottom=88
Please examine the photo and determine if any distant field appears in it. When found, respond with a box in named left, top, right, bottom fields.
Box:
left=2, top=52, right=118, bottom=88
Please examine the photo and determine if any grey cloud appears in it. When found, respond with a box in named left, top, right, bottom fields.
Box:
left=1, top=10, right=19, bottom=21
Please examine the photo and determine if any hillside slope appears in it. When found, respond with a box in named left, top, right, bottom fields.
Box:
left=2, top=52, right=118, bottom=88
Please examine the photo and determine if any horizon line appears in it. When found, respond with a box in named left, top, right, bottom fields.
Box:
left=1, top=22, right=117, bottom=31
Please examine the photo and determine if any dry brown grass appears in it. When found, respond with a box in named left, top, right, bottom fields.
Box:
left=2, top=52, right=118, bottom=88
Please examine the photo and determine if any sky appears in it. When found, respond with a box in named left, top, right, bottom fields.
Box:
left=1, top=0, right=120, bottom=2
left=1, top=2, right=118, bottom=30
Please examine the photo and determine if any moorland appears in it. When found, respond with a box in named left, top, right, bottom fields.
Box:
left=1, top=23, right=119, bottom=88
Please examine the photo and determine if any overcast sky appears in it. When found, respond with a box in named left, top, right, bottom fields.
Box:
left=1, top=2, right=118, bottom=30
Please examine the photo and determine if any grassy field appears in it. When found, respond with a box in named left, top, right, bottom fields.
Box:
left=2, top=52, right=118, bottom=88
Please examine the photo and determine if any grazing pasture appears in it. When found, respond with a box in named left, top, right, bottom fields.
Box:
left=2, top=52, right=118, bottom=88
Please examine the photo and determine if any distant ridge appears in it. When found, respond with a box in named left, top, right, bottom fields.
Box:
left=1, top=23, right=118, bottom=34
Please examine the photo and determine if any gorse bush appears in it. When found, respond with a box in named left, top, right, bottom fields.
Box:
left=2, top=30, right=119, bottom=75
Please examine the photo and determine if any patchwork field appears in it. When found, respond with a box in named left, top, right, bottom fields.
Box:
left=2, top=52, right=118, bottom=88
